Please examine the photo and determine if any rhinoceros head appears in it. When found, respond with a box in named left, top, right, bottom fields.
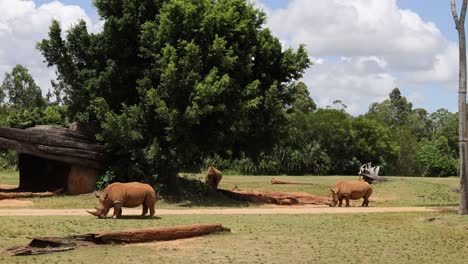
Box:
left=86, top=207, right=106, bottom=218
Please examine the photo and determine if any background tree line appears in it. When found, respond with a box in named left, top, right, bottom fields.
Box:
left=0, top=0, right=459, bottom=194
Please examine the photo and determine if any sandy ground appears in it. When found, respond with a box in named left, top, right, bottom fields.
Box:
left=0, top=199, right=34, bottom=207
left=0, top=206, right=440, bottom=216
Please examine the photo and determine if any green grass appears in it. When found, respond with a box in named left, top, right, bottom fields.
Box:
left=216, top=174, right=460, bottom=207
left=0, top=170, right=467, bottom=263
left=0, top=211, right=467, bottom=263
left=0, top=170, right=461, bottom=208
left=0, top=170, right=18, bottom=186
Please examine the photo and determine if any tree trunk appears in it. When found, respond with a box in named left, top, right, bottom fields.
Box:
left=0, top=188, right=63, bottom=200
left=92, top=224, right=230, bottom=244
left=270, top=178, right=317, bottom=185
left=452, top=0, right=468, bottom=215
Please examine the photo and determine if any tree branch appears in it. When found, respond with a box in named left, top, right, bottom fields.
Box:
left=460, top=0, right=468, bottom=25
left=452, top=0, right=460, bottom=26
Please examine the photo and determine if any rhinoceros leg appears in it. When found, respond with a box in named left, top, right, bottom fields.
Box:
left=143, top=192, right=156, bottom=217
left=113, top=203, right=122, bottom=219
left=141, top=204, right=148, bottom=216
left=362, top=196, right=370, bottom=207
left=149, top=205, right=155, bottom=217
left=344, top=196, right=350, bottom=207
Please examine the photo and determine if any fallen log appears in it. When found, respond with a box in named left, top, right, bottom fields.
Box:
left=219, top=188, right=330, bottom=205
left=6, top=224, right=230, bottom=256
left=0, top=127, right=104, bottom=152
left=270, top=178, right=317, bottom=185
left=93, top=224, right=230, bottom=244
left=0, top=188, right=63, bottom=200
left=0, top=137, right=103, bottom=169
left=360, top=173, right=389, bottom=184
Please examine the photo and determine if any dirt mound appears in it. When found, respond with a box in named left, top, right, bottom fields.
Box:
left=219, top=189, right=331, bottom=205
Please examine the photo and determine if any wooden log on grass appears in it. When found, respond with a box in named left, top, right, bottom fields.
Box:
left=0, top=188, right=63, bottom=200
left=92, top=224, right=230, bottom=243
left=6, top=224, right=231, bottom=256
left=270, top=178, right=317, bottom=185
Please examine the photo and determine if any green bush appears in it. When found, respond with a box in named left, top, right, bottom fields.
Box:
left=201, top=142, right=330, bottom=176
left=0, top=150, right=18, bottom=170
left=417, top=136, right=457, bottom=177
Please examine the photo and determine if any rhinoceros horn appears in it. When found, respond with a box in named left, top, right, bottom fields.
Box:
left=86, top=209, right=102, bottom=217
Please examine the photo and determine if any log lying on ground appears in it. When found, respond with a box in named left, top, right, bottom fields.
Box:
left=270, top=178, right=317, bottom=185
left=219, top=188, right=330, bottom=205
left=6, top=224, right=230, bottom=256
left=0, top=188, right=63, bottom=200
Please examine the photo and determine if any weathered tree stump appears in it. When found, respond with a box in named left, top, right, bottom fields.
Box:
left=5, top=224, right=230, bottom=256
left=270, top=178, right=317, bottom=185
left=219, top=188, right=330, bottom=205
left=358, top=162, right=389, bottom=184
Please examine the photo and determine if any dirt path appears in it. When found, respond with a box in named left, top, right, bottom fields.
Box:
left=0, top=206, right=440, bottom=216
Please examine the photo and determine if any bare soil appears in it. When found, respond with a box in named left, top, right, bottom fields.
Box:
left=0, top=199, right=34, bottom=207
left=0, top=206, right=439, bottom=216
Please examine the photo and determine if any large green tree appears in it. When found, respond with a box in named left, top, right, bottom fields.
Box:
left=366, top=88, right=423, bottom=175
left=429, top=108, right=458, bottom=156
left=37, top=0, right=310, bottom=193
left=367, top=88, right=413, bottom=128
left=308, top=109, right=357, bottom=174
left=417, top=136, right=457, bottom=177
left=351, top=116, right=398, bottom=172
left=0, top=65, right=46, bottom=109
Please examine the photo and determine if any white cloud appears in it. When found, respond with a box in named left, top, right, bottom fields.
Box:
left=0, top=0, right=99, bottom=96
left=411, top=42, right=459, bottom=84
left=407, top=92, right=426, bottom=104
left=256, top=0, right=457, bottom=114
left=305, top=56, right=397, bottom=115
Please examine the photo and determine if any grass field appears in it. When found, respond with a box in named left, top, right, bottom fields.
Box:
left=0, top=212, right=467, bottom=263
left=0, top=170, right=467, bottom=263
left=0, top=170, right=461, bottom=208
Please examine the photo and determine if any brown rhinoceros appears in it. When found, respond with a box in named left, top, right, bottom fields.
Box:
left=87, top=182, right=157, bottom=218
left=329, top=181, right=372, bottom=207
left=205, top=166, right=222, bottom=189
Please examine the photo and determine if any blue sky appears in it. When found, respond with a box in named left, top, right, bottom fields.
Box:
left=2, top=0, right=462, bottom=115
